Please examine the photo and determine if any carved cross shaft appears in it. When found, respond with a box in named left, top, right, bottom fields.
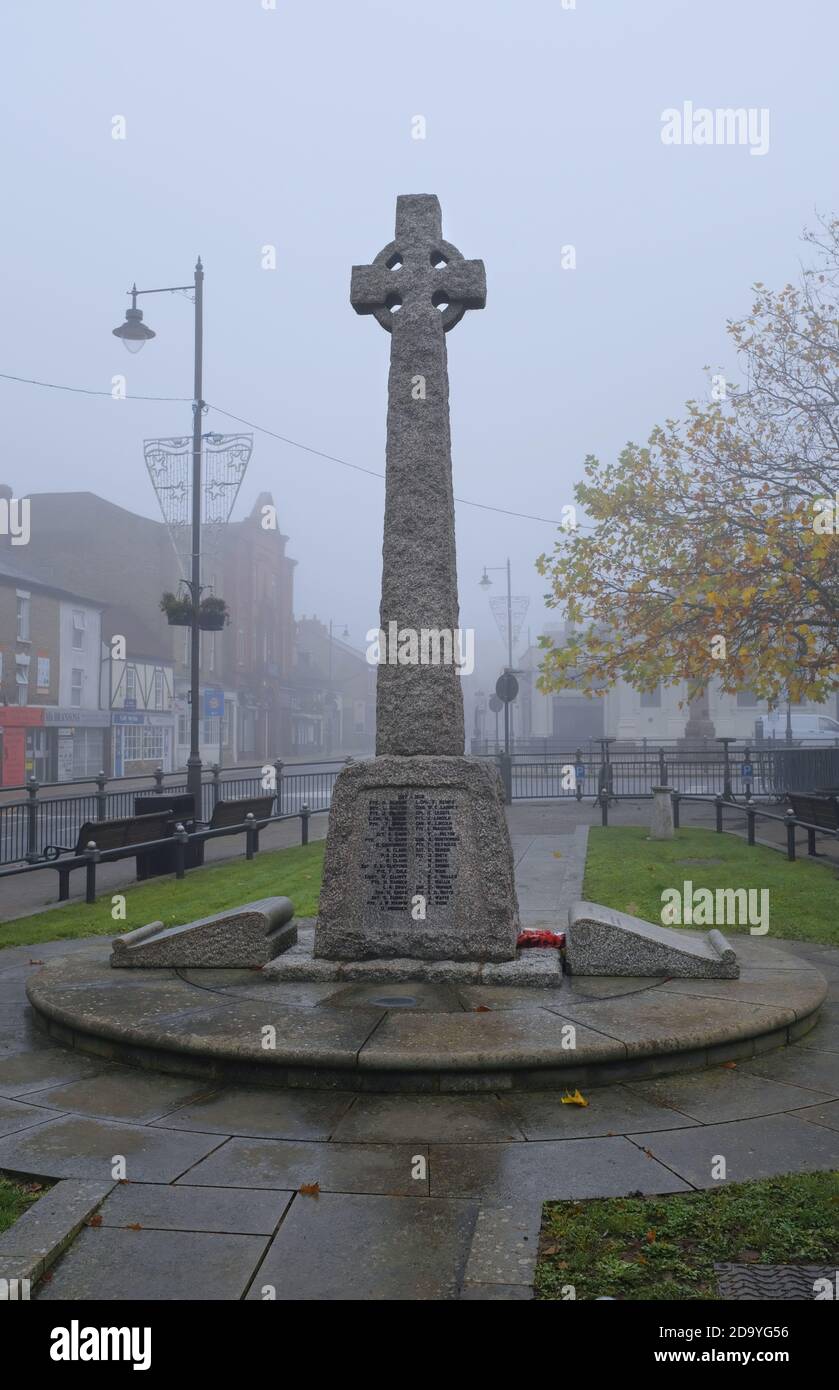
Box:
left=351, top=195, right=486, bottom=757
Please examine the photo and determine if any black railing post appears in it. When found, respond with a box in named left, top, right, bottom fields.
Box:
left=212, top=763, right=221, bottom=812
left=575, top=747, right=583, bottom=803
left=671, top=790, right=680, bottom=830
left=273, top=758, right=284, bottom=814
left=153, top=766, right=164, bottom=791
left=174, top=822, right=189, bottom=879
left=300, top=802, right=310, bottom=846
left=715, top=795, right=724, bottom=833
left=95, top=769, right=107, bottom=821
left=245, top=811, right=257, bottom=860
left=785, top=810, right=797, bottom=861
left=600, top=786, right=609, bottom=827
left=746, top=804, right=756, bottom=845
left=25, top=777, right=40, bottom=863
left=84, top=839, right=100, bottom=904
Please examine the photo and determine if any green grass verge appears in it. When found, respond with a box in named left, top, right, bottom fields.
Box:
left=0, top=840, right=325, bottom=950
left=536, top=1173, right=839, bottom=1300
left=0, top=1175, right=49, bottom=1235
left=583, top=826, right=839, bottom=946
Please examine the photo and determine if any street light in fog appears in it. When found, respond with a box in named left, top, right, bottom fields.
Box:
left=112, top=258, right=206, bottom=808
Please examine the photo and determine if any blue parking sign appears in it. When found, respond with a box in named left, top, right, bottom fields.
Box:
left=203, top=687, right=224, bottom=719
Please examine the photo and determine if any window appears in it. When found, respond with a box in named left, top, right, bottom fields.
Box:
left=177, top=712, right=189, bottom=745
left=819, top=717, right=839, bottom=733
left=737, top=689, right=758, bottom=707
left=153, top=668, right=163, bottom=710
left=125, top=666, right=137, bottom=704
left=71, top=668, right=83, bottom=707
left=16, top=663, right=28, bottom=704
left=16, top=591, right=30, bottom=641
left=72, top=610, right=85, bottom=650
left=640, top=686, right=661, bottom=708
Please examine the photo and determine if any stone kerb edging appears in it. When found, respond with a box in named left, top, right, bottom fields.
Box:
left=24, top=943, right=828, bottom=1095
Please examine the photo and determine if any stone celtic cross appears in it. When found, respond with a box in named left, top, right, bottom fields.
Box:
left=351, top=194, right=486, bottom=757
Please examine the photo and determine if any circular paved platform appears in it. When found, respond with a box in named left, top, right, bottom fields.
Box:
left=25, top=933, right=828, bottom=1093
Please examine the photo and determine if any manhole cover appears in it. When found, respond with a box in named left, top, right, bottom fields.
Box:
left=715, top=1264, right=836, bottom=1300
left=370, top=995, right=419, bottom=1008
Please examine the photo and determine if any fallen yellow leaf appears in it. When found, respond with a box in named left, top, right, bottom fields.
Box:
left=561, top=1089, right=589, bottom=1107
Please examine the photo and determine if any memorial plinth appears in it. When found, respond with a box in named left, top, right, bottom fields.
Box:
left=310, top=194, right=520, bottom=976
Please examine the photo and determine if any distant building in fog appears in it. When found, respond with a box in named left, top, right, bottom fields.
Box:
left=0, top=555, right=105, bottom=784
left=292, top=617, right=375, bottom=756
left=1, top=485, right=297, bottom=775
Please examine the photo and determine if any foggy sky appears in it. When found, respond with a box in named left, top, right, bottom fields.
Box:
left=1, top=0, right=835, bottom=689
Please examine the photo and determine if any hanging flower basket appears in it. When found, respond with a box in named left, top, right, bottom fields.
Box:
left=160, top=592, right=194, bottom=627
left=198, top=597, right=229, bottom=631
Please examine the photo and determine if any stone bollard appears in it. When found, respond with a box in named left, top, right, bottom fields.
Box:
left=650, top=786, right=675, bottom=840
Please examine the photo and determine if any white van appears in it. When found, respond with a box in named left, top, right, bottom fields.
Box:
left=762, top=710, right=839, bottom=742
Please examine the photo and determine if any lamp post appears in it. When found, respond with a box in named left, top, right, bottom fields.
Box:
left=480, top=559, right=516, bottom=752
left=326, top=620, right=349, bottom=756
left=112, top=258, right=205, bottom=809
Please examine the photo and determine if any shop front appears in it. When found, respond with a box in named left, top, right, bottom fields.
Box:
left=0, top=706, right=46, bottom=787
left=42, top=708, right=111, bottom=782
left=111, top=711, right=175, bottom=777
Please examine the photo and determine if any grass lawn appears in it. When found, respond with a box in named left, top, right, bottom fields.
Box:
left=0, top=840, right=325, bottom=950
left=536, top=1172, right=839, bottom=1300
left=584, top=826, right=839, bottom=947
left=0, top=1174, right=49, bottom=1235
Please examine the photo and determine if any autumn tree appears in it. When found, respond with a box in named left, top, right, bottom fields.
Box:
left=537, top=216, right=839, bottom=709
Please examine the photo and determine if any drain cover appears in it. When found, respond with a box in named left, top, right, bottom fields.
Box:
left=715, top=1264, right=836, bottom=1300
left=370, top=995, right=419, bottom=1008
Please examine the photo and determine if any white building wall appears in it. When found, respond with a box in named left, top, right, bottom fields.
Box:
left=58, top=601, right=101, bottom=709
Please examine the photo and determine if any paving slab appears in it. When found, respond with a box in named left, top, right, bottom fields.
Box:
left=0, top=1096, right=59, bottom=1138
left=322, top=982, right=465, bottom=1013
left=627, top=1068, right=835, bottom=1124
left=36, top=1225, right=268, bottom=1301
left=247, top=1192, right=478, bottom=1301
left=180, top=1136, right=426, bottom=1195
left=790, top=1099, right=839, bottom=1131
left=358, top=1008, right=625, bottom=1071
left=795, top=1020, right=839, bottom=1053
left=96, top=1181, right=293, bottom=1234
left=463, top=1201, right=542, bottom=1285
left=630, top=1114, right=839, bottom=1186
left=429, top=1136, right=691, bottom=1204
left=0, top=1112, right=226, bottom=1183
left=0, top=1048, right=105, bottom=1098
left=331, top=1095, right=523, bottom=1144
left=740, top=1046, right=839, bottom=1095
left=550, top=991, right=794, bottom=1056
left=152, top=1086, right=355, bottom=1140
left=658, top=969, right=827, bottom=1018
left=498, top=1085, right=698, bottom=1140
left=0, top=1177, right=114, bottom=1281
left=31, top=1068, right=213, bottom=1124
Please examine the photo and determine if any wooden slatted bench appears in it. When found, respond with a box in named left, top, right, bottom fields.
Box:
left=43, top=812, right=172, bottom=900
left=786, top=792, right=839, bottom=856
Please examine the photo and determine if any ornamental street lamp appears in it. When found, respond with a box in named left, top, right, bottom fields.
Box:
left=113, top=258, right=205, bottom=808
